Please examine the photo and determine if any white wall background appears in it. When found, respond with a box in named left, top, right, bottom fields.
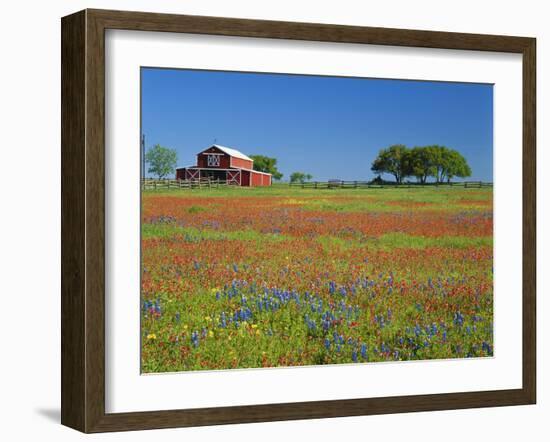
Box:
left=0, top=0, right=546, bottom=440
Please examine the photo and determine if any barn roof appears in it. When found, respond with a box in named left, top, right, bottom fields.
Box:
left=204, top=145, right=253, bottom=162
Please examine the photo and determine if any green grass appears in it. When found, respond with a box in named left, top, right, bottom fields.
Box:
left=317, top=232, right=491, bottom=251
left=142, top=224, right=287, bottom=243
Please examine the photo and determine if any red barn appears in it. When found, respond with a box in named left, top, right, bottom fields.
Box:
left=175, top=145, right=272, bottom=186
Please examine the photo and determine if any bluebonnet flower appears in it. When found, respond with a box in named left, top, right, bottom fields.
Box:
left=453, top=311, right=465, bottom=327
left=352, top=350, right=358, bottom=363
left=360, top=343, right=368, bottom=360
left=324, top=338, right=331, bottom=350
left=191, top=331, right=199, bottom=347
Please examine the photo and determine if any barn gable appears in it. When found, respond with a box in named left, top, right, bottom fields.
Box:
left=196, top=145, right=254, bottom=170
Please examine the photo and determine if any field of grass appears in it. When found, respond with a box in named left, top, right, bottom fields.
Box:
left=141, top=184, right=493, bottom=373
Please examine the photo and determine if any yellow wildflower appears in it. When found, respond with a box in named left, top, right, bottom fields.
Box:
left=208, top=330, right=214, bottom=338
left=251, top=324, right=258, bottom=329
left=146, top=333, right=156, bottom=340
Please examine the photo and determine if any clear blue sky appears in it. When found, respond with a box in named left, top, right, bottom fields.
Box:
left=141, top=68, right=493, bottom=182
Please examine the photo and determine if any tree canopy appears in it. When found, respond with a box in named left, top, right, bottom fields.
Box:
left=371, top=144, right=471, bottom=183
left=249, top=155, right=283, bottom=180
left=370, top=144, right=410, bottom=184
left=290, top=172, right=313, bottom=183
left=145, top=144, right=178, bottom=179
left=408, top=146, right=437, bottom=184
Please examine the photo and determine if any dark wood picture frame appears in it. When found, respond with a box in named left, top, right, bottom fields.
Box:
left=61, top=8, right=536, bottom=433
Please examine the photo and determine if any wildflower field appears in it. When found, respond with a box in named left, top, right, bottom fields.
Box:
left=141, top=185, right=493, bottom=373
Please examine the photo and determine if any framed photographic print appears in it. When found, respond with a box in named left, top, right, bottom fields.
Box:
left=61, top=9, right=536, bottom=433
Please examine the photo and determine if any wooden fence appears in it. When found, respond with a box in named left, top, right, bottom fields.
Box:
left=289, top=180, right=493, bottom=189
left=142, top=178, right=493, bottom=190
left=142, top=178, right=227, bottom=190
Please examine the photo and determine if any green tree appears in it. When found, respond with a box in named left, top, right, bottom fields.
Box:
left=290, top=172, right=313, bottom=183
left=371, top=144, right=410, bottom=184
left=249, top=155, right=283, bottom=180
left=145, top=144, right=178, bottom=179
left=408, top=146, right=436, bottom=184
left=426, top=145, right=448, bottom=183
left=441, top=149, right=472, bottom=182
left=425, top=145, right=472, bottom=183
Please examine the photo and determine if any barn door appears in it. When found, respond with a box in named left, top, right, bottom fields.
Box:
left=227, top=170, right=240, bottom=185
left=186, top=169, right=200, bottom=181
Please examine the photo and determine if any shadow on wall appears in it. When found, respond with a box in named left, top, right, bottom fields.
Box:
left=35, top=408, right=60, bottom=423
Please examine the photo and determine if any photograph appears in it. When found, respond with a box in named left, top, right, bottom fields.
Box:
left=140, top=68, right=494, bottom=373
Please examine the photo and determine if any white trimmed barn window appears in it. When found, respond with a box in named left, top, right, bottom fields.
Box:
left=207, top=154, right=220, bottom=167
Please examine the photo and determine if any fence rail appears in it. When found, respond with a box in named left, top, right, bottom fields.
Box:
left=289, top=180, right=493, bottom=189
left=142, top=178, right=493, bottom=190
left=142, top=178, right=227, bottom=190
